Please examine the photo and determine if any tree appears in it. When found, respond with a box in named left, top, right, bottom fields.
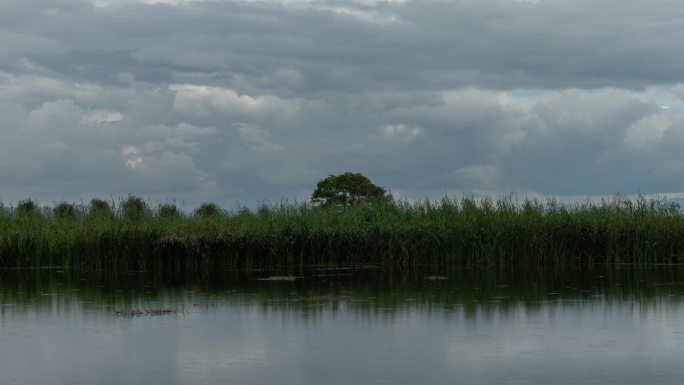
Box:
left=121, top=196, right=148, bottom=221
left=311, top=172, right=390, bottom=207
left=89, top=198, right=112, bottom=217
left=16, top=199, right=39, bottom=217
left=54, top=202, right=77, bottom=219
left=158, top=203, right=181, bottom=218
left=196, top=202, right=221, bottom=217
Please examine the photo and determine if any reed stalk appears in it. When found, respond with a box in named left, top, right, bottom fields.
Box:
left=0, top=196, right=682, bottom=270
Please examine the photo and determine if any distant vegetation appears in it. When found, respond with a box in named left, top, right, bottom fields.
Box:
left=0, top=195, right=683, bottom=270
left=312, top=172, right=391, bottom=207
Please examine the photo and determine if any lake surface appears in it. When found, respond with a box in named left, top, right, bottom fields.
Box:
left=2, top=266, right=684, bottom=385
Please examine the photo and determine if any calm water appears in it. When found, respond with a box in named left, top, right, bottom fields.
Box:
left=2, top=266, right=684, bottom=385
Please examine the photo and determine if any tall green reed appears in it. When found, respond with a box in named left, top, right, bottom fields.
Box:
left=0, top=195, right=683, bottom=270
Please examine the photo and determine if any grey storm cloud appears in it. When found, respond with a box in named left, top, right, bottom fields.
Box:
left=1, top=0, right=684, bottom=207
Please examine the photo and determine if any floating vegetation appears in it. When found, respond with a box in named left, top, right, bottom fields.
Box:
left=0, top=195, right=683, bottom=270
left=257, top=276, right=299, bottom=281
left=316, top=265, right=378, bottom=271
left=424, top=276, right=449, bottom=281
left=192, top=302, right=220, bottom=309
left=113, top=308, right=184, bottom=318
left=298, top=295, right=350, bottom=303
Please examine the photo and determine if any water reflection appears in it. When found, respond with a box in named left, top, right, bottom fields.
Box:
left=1, top=266, right=684, bottom=385
left=2, top=266, right=684, bottom=317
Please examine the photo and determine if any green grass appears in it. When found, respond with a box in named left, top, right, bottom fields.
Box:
left=0, top=195, right=683, bottom=270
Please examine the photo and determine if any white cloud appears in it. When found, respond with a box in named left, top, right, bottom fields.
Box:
left=122, top=146, right=139, bottom=156
left=27, top=99, right=82, bottom=128
left=126, top=156, right=144, bottom=169
left=624, top=113, right=672, bottom=148
left=378, top=123, right=422, bottom=142
left=80, top=110, right=123, bottom=125
left=169, top=84, right=300, bottom=118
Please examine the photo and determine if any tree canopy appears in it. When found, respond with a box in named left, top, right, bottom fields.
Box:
left=311, top=172, right=390, bottom=207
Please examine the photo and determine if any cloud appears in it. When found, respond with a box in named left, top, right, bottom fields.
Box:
left=2, top=0, right=684, bottom=206
left=169, top=84, right=300, bottom=118
left=378, top=123, right=422, bottom=142
left=6, top=0, right=684, bottom=94
left=80, top=110, right=123, bottom=125
left=126, top=156, right=144, bottom=169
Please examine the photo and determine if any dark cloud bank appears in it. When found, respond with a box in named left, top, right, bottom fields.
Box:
left=2, top=0, right=684, bottom=207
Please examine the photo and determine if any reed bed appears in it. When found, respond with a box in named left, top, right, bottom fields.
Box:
left=0, top=196, right=683, bottom=270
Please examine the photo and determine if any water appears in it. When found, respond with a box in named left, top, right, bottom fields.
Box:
left=2, top=267, right=684, bottom=384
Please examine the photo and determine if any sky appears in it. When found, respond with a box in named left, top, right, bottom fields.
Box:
left=2, top=0, right=684, bottom=208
